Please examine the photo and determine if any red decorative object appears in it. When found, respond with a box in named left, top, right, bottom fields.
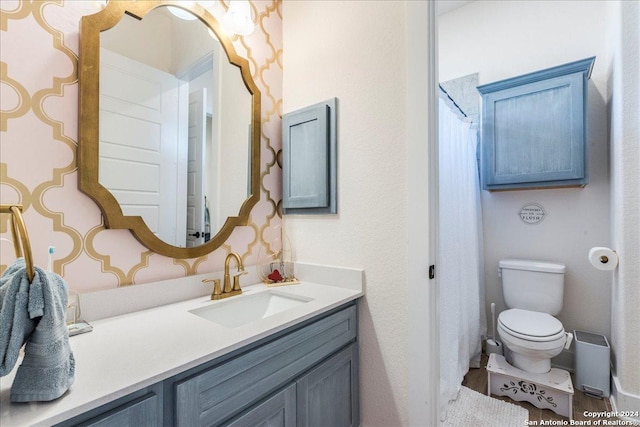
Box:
left=268, top=269, right=283, bottom=282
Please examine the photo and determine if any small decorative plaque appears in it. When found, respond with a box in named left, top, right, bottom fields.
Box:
left=519, top=203, right=546, bottom=224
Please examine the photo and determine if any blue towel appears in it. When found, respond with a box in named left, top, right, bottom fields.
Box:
left=0, top=258, right=75, bottom=402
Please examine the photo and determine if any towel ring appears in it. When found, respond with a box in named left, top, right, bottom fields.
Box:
left=1, top=204, right=35, bottom=283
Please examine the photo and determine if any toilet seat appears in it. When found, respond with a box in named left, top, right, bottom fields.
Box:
left=498, top=308, right=565, bottom=342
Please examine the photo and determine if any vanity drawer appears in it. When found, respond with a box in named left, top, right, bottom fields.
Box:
left=55, top=384, right=162, bottom=427
left=174, top=305, right=357, bottom=426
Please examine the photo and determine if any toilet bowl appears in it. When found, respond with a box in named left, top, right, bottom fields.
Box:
left=498, top=308, right=568, bottom=374
left=497, top=259, right=570, bottom=374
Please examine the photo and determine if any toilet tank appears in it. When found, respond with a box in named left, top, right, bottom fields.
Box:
left=500, top=259, right=566, bottom=315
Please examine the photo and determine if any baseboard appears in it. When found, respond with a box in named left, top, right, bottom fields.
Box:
left=611, top=372, right=640, bottom=423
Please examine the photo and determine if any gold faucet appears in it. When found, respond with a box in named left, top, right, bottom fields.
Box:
left=202, top=252, right=247, bottom=300
left=224, top=252, right=246, bottom=295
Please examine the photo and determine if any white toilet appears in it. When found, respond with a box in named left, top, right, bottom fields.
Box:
left=497, top=259, right=572, bottom=374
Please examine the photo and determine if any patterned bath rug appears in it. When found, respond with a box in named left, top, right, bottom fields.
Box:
left=443, top=386, right=529, bottom=426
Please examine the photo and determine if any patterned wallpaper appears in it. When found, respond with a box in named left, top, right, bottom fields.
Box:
left=0, top=0, right=283, bottom=292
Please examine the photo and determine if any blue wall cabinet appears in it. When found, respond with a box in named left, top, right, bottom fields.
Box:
left=477, top=57, right=595, bottom=191
left=282, top=98, right=337, bottom=214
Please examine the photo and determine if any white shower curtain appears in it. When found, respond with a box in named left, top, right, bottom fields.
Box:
left=438, top=94, right=486, bottom=420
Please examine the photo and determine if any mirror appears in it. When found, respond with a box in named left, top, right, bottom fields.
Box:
left=78, top=1, right=261, bottom=259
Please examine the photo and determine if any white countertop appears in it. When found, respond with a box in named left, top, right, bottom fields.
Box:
left=0, top=264, right=363, bottom=427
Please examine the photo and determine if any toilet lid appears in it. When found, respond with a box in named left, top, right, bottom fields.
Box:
left=499, top=309, right=564, bottom=340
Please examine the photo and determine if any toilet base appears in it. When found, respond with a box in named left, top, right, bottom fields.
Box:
left=487, top=353, right=574, bottom=419
left=511, top=352, right=551, bottom=374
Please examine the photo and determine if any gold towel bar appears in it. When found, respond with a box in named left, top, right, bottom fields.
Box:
left=1, top=204, right=35, bottom=283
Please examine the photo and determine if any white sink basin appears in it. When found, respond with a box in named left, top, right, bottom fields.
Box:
left=189, top=290, right=313, bottom=328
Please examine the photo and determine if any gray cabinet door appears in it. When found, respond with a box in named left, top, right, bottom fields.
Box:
left=282, top=98, right=337, bottom=214
left=477, top=57, right=594, bottom=191
left=224, top=384, right=296, bottom=427
left=283, top=104, right=329, bottom=209
left=297, top=344, right=359, bottom=427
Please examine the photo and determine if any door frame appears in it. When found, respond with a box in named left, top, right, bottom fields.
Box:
left=186, top=89, right=207, bottom=248
left=407, top=1, right=440, bottom=425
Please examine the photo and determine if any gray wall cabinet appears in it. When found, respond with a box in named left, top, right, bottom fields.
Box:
left=55, top=302, right=358, bottom=427
left=282, top=99, right=337, bottom=214
left=477, top=57, right=595, bottom=191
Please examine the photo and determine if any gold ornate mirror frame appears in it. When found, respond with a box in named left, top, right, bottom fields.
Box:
left=78, top=0, right=261, bottom=259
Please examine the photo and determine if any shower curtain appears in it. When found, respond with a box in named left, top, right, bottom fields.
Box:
left=438, top=93, right=486, bottom=420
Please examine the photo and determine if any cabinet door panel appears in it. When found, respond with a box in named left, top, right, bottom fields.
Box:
left=224, top=384, right=296, bottom=427
left=71, top=391, right=160, bottom=427
left=283, top=105, right=329, bottom=209
left=483, top=74, right=584, bottom=187
left=297, top=344, right=359, bottom=427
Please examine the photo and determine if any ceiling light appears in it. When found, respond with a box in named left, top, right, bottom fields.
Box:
left=167, top=4, right=198, bottom=20
left=222, top=0, right=255, bottom=36
left=167, top=1, right=216, bottom=21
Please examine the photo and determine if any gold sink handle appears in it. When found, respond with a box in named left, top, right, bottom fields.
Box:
left=202, top=278, right=222, bottom=300
left=233, top=270, right=248, bottom=292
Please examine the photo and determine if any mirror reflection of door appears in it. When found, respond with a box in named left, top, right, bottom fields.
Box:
left=99, top=48, right=188, bottom=247
left=186, top=89, right=206, bottom=248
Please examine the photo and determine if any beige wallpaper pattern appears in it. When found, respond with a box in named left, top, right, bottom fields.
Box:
left=0, top=0, right=283, bottom=292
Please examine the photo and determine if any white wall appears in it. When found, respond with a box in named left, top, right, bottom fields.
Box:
left=283, top=1, right=410, bottom=425
left=100, top=10, right=172, bottom=72
left=439, top=1, right=612, bottom=350
left=170, top=14, right=213, bottom=76
left=607, top=0, right=640, bottom=412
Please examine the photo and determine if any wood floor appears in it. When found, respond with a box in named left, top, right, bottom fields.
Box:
left=463, top=353, right=614, bottom=423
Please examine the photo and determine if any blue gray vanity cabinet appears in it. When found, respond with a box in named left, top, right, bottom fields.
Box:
left=171, top=303, right=357, bottom=426
left=477, top=57, right=595, bottom=191
left=54, top=303, right=358, bottom=427
left=282, top=98, right=337, bottom=214
left=223, top=344, right=358, bottom=427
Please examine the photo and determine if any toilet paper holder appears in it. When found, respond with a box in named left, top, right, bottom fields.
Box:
left=588, top=247, right=619, bottom=271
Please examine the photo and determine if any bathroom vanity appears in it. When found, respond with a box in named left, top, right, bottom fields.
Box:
left=0, top=265, right=363, bottom=427
left=59, top=303, right=357, bottom=427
